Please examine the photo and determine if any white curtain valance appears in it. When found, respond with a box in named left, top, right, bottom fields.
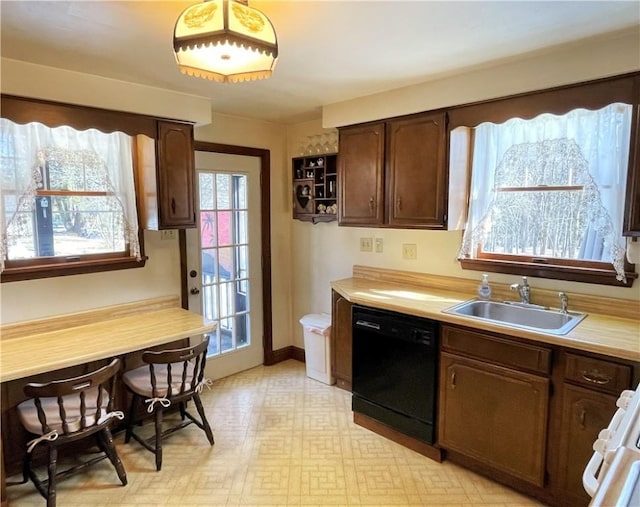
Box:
left=458, top=103, right=632, bottom=282
left=0, top=119, right=140, bottom=271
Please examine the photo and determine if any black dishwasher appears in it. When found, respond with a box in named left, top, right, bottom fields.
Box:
left=352, top=305, right=438, bottom=444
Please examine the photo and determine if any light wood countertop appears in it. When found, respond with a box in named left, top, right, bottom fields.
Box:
left=0, top=300, right=215, bottom=383
left=332, top=270, right=640, bottom=363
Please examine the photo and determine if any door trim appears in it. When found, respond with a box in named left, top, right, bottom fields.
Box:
left=180, top=141, right=274, bottom=365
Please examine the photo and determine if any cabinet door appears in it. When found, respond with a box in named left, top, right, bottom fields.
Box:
left=623, top=74, right=640, bottom=236
left=156, top=121, right=196, bottom=228
left=338, top=123, right=385, bottom=226
left=556, top=383, right=617, bottom=506
left=331, top=290, right=352, bottom=391
left=439, top=352, right=549, bottom=486
left=387, top=112, right=447, bottom=228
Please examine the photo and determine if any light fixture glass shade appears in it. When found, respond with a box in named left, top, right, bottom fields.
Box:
left=173, top=0, right=278, bottom=83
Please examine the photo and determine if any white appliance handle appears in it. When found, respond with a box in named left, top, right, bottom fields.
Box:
left=582, top=387, right=640, bottom=498
left=583, top=451, right=603, bottom=497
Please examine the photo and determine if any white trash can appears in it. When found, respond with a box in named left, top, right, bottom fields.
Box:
left=299, top=313, right=334, bottom=385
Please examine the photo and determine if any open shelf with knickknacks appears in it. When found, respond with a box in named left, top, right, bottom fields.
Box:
left=292, top=154, right=338, bottom=223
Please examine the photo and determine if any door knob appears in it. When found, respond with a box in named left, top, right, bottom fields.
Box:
left=190, top=287, right=200, bottom=295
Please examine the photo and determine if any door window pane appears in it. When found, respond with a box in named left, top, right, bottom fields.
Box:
left=217, top=211, right=232, bottom=246
left=220, top=317, right=234, bottom=353
left=236, top=314, right=249, bottom=347
left=200, top=212, right=217, bottom=248
left=199, top=172, right=215, bottom=210
left=216, top=174, right=231, bottom=209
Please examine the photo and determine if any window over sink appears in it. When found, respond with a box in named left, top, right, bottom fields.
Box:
left=449, top=73, right=638, bottom=287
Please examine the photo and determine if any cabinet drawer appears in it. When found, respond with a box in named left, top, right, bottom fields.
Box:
left=441, top=326, right=551, bottom=375
left=564, top=353, right=631, bottom=394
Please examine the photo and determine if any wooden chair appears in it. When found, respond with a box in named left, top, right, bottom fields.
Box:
left=122, top=337, right=214, bottom=470
left=16, top=358, right=127, bottom=507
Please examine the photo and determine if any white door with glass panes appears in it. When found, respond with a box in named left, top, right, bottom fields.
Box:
left=186, top=151, right=263, bottom=380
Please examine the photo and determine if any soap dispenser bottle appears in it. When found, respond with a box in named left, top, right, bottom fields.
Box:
left=477, top=273, right=492, bottom=301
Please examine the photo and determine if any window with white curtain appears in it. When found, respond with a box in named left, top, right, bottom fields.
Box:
left=458, top=103, right=632, bottom=283
left=0, top=119, right=141, bottom=278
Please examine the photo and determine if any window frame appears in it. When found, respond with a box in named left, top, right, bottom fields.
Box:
left=449, top=72, right=639, bottom=287
left=0, top=95, right=162, bottom=283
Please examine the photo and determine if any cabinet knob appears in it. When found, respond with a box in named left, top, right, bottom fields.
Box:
left=368, top=196, right=375, bottom=214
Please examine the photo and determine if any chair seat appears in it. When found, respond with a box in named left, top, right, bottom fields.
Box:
left=122, top=361, right=196, bottom=398
left=17, top=387, right=110, bottom=435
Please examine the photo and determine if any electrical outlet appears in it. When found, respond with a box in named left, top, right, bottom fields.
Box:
left=402, top=243, right=417, bottom=260
left=161, top=230, right=176, bottom=240
left=360, top=237, right=373, bottom=252
left=375, top=238, right=383, bottom=253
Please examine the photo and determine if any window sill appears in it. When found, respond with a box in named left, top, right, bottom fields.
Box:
left=1, top=256, right=148, bottom=283
left=460, top=258, right=637, bottom=287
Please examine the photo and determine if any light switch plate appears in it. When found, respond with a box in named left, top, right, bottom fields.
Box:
left=161, top=230, right=176, bottom=240
left=360, top=237, right=373, bottom=252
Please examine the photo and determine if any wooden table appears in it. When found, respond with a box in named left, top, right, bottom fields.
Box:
left=0, top=296, right=216, bottom=506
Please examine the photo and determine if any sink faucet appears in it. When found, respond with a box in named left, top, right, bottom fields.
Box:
left=559, top=292, right=569, bottom=314
left=510, top=276, right=531, bottom=305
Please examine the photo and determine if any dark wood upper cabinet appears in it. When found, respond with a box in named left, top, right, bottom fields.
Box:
left=338, top=122, right=385, bottom=226
left=623, top=74, right=640, bottom=236
left=154, top=121, right=196, bottom=229
left=386, top=112, right=447, bottom=228
left=338, top=111, right=448, bottom=228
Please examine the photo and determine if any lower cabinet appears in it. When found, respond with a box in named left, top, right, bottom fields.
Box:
left=555, top=352, right=632, bottom=506
left=331, top=289, right=352, bottom=391
left=556, top=384, right=617, bottom=506
left=438, top=324, right=637, bottom=506
left=439, top=351, right=550, bottom=486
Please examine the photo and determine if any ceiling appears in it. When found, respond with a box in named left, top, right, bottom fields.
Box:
left=1, top=1, right=639, bottom=124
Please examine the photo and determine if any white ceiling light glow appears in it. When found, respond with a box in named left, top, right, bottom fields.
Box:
left=173, top=0, right=278, bottom=83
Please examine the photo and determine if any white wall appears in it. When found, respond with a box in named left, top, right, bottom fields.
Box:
left=323, top=27, right=640, bottom=127
left=1, top=231, right=180, bottom=323
left=288, top=31, right=640, bottom=349
left=1, top=58, right=212, bottom=125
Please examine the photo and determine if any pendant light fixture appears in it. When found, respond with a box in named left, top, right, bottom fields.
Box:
left=173, top=0, right=278, bottom=83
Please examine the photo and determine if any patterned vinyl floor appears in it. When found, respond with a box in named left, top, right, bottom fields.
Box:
left=6, top=360, right=547, bottom=506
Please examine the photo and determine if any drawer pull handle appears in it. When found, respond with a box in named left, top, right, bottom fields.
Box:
left=368, top=196, right=375, bottom=214
left=171, top=198, right=176, bottom=214
left=582, top=370, right=611, bottom=385
left=579, top=408, right=586, bottom=429
left=451, top=371, right=456, bottom=389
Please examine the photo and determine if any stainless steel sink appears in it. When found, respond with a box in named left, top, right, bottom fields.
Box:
left=442, top=299, right=587, bottom=335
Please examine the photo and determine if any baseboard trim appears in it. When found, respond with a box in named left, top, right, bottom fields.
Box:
left=265, top=345, right=305, bottom=365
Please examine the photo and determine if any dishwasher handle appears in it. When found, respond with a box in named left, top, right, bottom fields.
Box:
left=354, top=319, right=381, bottom=331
